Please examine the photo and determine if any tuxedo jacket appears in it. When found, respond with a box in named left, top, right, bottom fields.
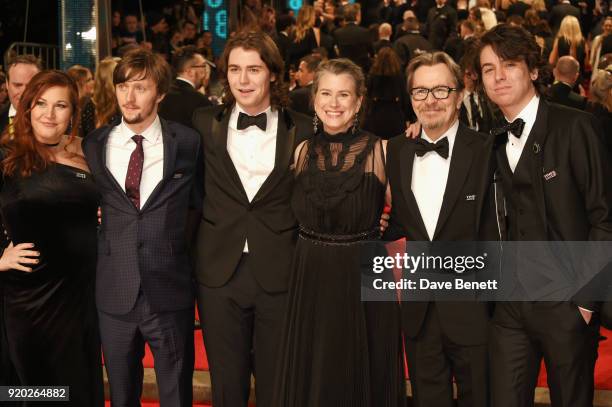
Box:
left=83, top=119, right=202, bottom=315
left=385, top=123, right=497, bottom=345
left=548, top=82, right=587, bottom=111
left=159, top=79, right=212, bottom=129
left=191, top=105, right=312, bottom=293
left=289, top=84, right=313, bottom=116
left=425, top=5, right=458, bottom=51
left=492, top=99, right=612, bottom=311
left=333, top=23, right=374, bottom=73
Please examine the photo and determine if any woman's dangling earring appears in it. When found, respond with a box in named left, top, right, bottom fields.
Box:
left=352, top=112, right=360, bottom=135
left=313, top=114, right=319, bottom=134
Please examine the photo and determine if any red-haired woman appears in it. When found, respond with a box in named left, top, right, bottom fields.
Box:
left=0, top=70, right=103, bottom=405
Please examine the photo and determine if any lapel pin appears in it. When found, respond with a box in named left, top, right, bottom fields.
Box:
left=532, top=143, right=541, bottom=154
left=543, top=170, right=557, bottom=181
left=466, top=194, right=476, bottom=201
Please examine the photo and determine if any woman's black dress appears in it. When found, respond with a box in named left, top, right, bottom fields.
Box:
left=363, top=74, right=412, bottom=139
left=274, top=129, right=404, bottom=406
left=0, top=163, right=103, bottom=406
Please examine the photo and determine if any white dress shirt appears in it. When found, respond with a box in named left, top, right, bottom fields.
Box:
left=411, top=120, right=458, bottom=240
left=227, top=104, right=279, bottom=252
left=106, top=115, right=164, bottom=209
left=8, top=104, right=16, bottom=118
left=505, top=95, right=539, bottom=173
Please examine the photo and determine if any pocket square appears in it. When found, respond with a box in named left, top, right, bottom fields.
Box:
left=466, top=194, right=476, bottom=201
left=543, top=170, right=557, bottom=181
left=172, top=172, right=184, bottom=179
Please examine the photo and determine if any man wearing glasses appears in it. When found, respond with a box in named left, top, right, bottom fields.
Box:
left=385, top=51, right=496, bottom=407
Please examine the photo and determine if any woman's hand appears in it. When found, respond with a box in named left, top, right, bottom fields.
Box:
left=0, top=242, right=39, bottom=272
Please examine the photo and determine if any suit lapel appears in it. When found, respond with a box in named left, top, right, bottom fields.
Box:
left=526, top=98, right=549, bottom=229
left=212, top=107, right=249, bottom=202
left=399, top=139, right=429, bottom=240
left=433, top=125, right=473, bottom=239
left=95, top=126, right=136, bottom=210
left=141, top=119, right=178, bottom=211
left=252, top=109, right=295, bottom=203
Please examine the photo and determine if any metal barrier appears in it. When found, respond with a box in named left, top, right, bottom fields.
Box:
left=3, top=42, right=60, bottom=71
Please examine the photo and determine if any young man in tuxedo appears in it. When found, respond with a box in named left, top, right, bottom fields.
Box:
left=191, top=31, right=313, bottom=407
left=385, top=51, right=495, bottom=407
left=477, top=24, right=612, bottom=407
left=83, top=49, right=201, bottom=406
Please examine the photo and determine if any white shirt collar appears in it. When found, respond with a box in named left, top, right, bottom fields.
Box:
left=8, top=104, right=16, bottom=118
left=176, top=76, right=195, bottom=88
left=119, top=115, right=162, bottom=145
left=421, top=119, right=459, bottom=158
left=505, top=94, right=539, bottom=140
left=229, top=104, right=273, bottom=131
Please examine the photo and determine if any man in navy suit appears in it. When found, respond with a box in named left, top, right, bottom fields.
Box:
left=83, top=49, right=201, bottom=407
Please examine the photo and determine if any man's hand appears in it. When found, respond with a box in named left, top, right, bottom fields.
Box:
left=380, top=212, right=390, bottom=233
left=405, top=121, right=421, bottom=139
left=0, top=242, right=39, bottom=272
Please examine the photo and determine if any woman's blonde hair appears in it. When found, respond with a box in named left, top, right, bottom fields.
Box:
left=557, top=15, right=584, bottom=46
left=590, top=67, right=612, bottom=111
left=92, top=57, right=120, bottom=127
left=532, top=0, right=546, bottom=12
left=294, top=6, right=316, bottom=43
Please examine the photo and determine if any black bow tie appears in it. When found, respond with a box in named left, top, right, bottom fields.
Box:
left=415, top=137, right=449, bottom=159
left=491, top=118, right=525, bottom=148
left=237, top=112, right=267, bottom=131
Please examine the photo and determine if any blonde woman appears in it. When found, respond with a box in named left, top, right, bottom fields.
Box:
left=92, top=57, right=120, bottom=128
left=288, top=6, right=320, bottom=69
left=549, top=15, right=587, bottom=76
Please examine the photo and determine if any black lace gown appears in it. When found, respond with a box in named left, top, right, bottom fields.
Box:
left=274, top=129, right=405, bottom=406
left=0, top=163, right=103, bottom=406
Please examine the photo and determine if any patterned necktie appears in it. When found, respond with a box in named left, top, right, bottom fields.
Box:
left=415, top=137, right=449, bottom=159
left=125, top=135, right=144, bottom=209
left=491, top=118, right=525, bottom=149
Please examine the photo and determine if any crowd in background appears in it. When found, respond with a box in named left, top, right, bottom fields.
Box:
left=0, top=0, right=610, bottom=147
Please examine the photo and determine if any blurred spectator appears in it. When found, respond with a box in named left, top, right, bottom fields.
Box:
left=120, top=14, right=144, bottom=45
left=374, top=23, right=393, bottom=53
left=67, top=65, right=96, bottom=137
left=363, top=47, right=411, bottom=138
left=182, top=21, right=198, bottom=46
left=532, top=0, right=549, bottom=20
left=476, top=0, right=498, bottom=30
left=590, top=16, right=612, bottom=82
left=393, top=17, right=434, bottom=68
left=147, top=11, right=171, bottom=59
left=550, top=55, right=587, bottom=109
left=507, top=0, right=531, bottom=17
left=507, top=14, right=526, bottom=26
left=289, top=6, right=322, bottom=69
left=444, top=20, right=477, bottom=62
left=160, top=46, right=212, bottom=128
left=289, top=54, right=322, bottom=115
left=587, top=67, right=612, bottom=154
left=0, top=55, right=42, bottom=135
left=0, top=72, right=7, bottom=112
left=394, top=9, right=418, bottom=40
left=196, top=31, right=214, bottom=61
left=333, top=4, right=374, bottom=72
left=549, top=0, right=580, bottom=33
left=549, top=15, right=586, bottom=77
left=112, top=10, right=122, bottom=38
left=92, top=57, right=121, bottom=128
left=275, top=14, right=296, bottom=76
left=425, top=0, right=459, bottom=50
left=170, top=29, right=184, bottom=55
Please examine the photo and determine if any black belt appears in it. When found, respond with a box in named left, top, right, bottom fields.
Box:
left=298, top=227, right=380, bottom=246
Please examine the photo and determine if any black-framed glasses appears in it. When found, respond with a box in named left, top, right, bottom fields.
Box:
left=410, top=86, right=457, bottom=101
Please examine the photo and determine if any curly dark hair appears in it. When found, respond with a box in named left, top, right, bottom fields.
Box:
left=218, top=30, right=290, bottom=109
left=476, top=24, right=551, bottom=95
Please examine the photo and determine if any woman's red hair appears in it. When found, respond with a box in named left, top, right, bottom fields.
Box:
left=1, top=70, right=80, bottom=177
